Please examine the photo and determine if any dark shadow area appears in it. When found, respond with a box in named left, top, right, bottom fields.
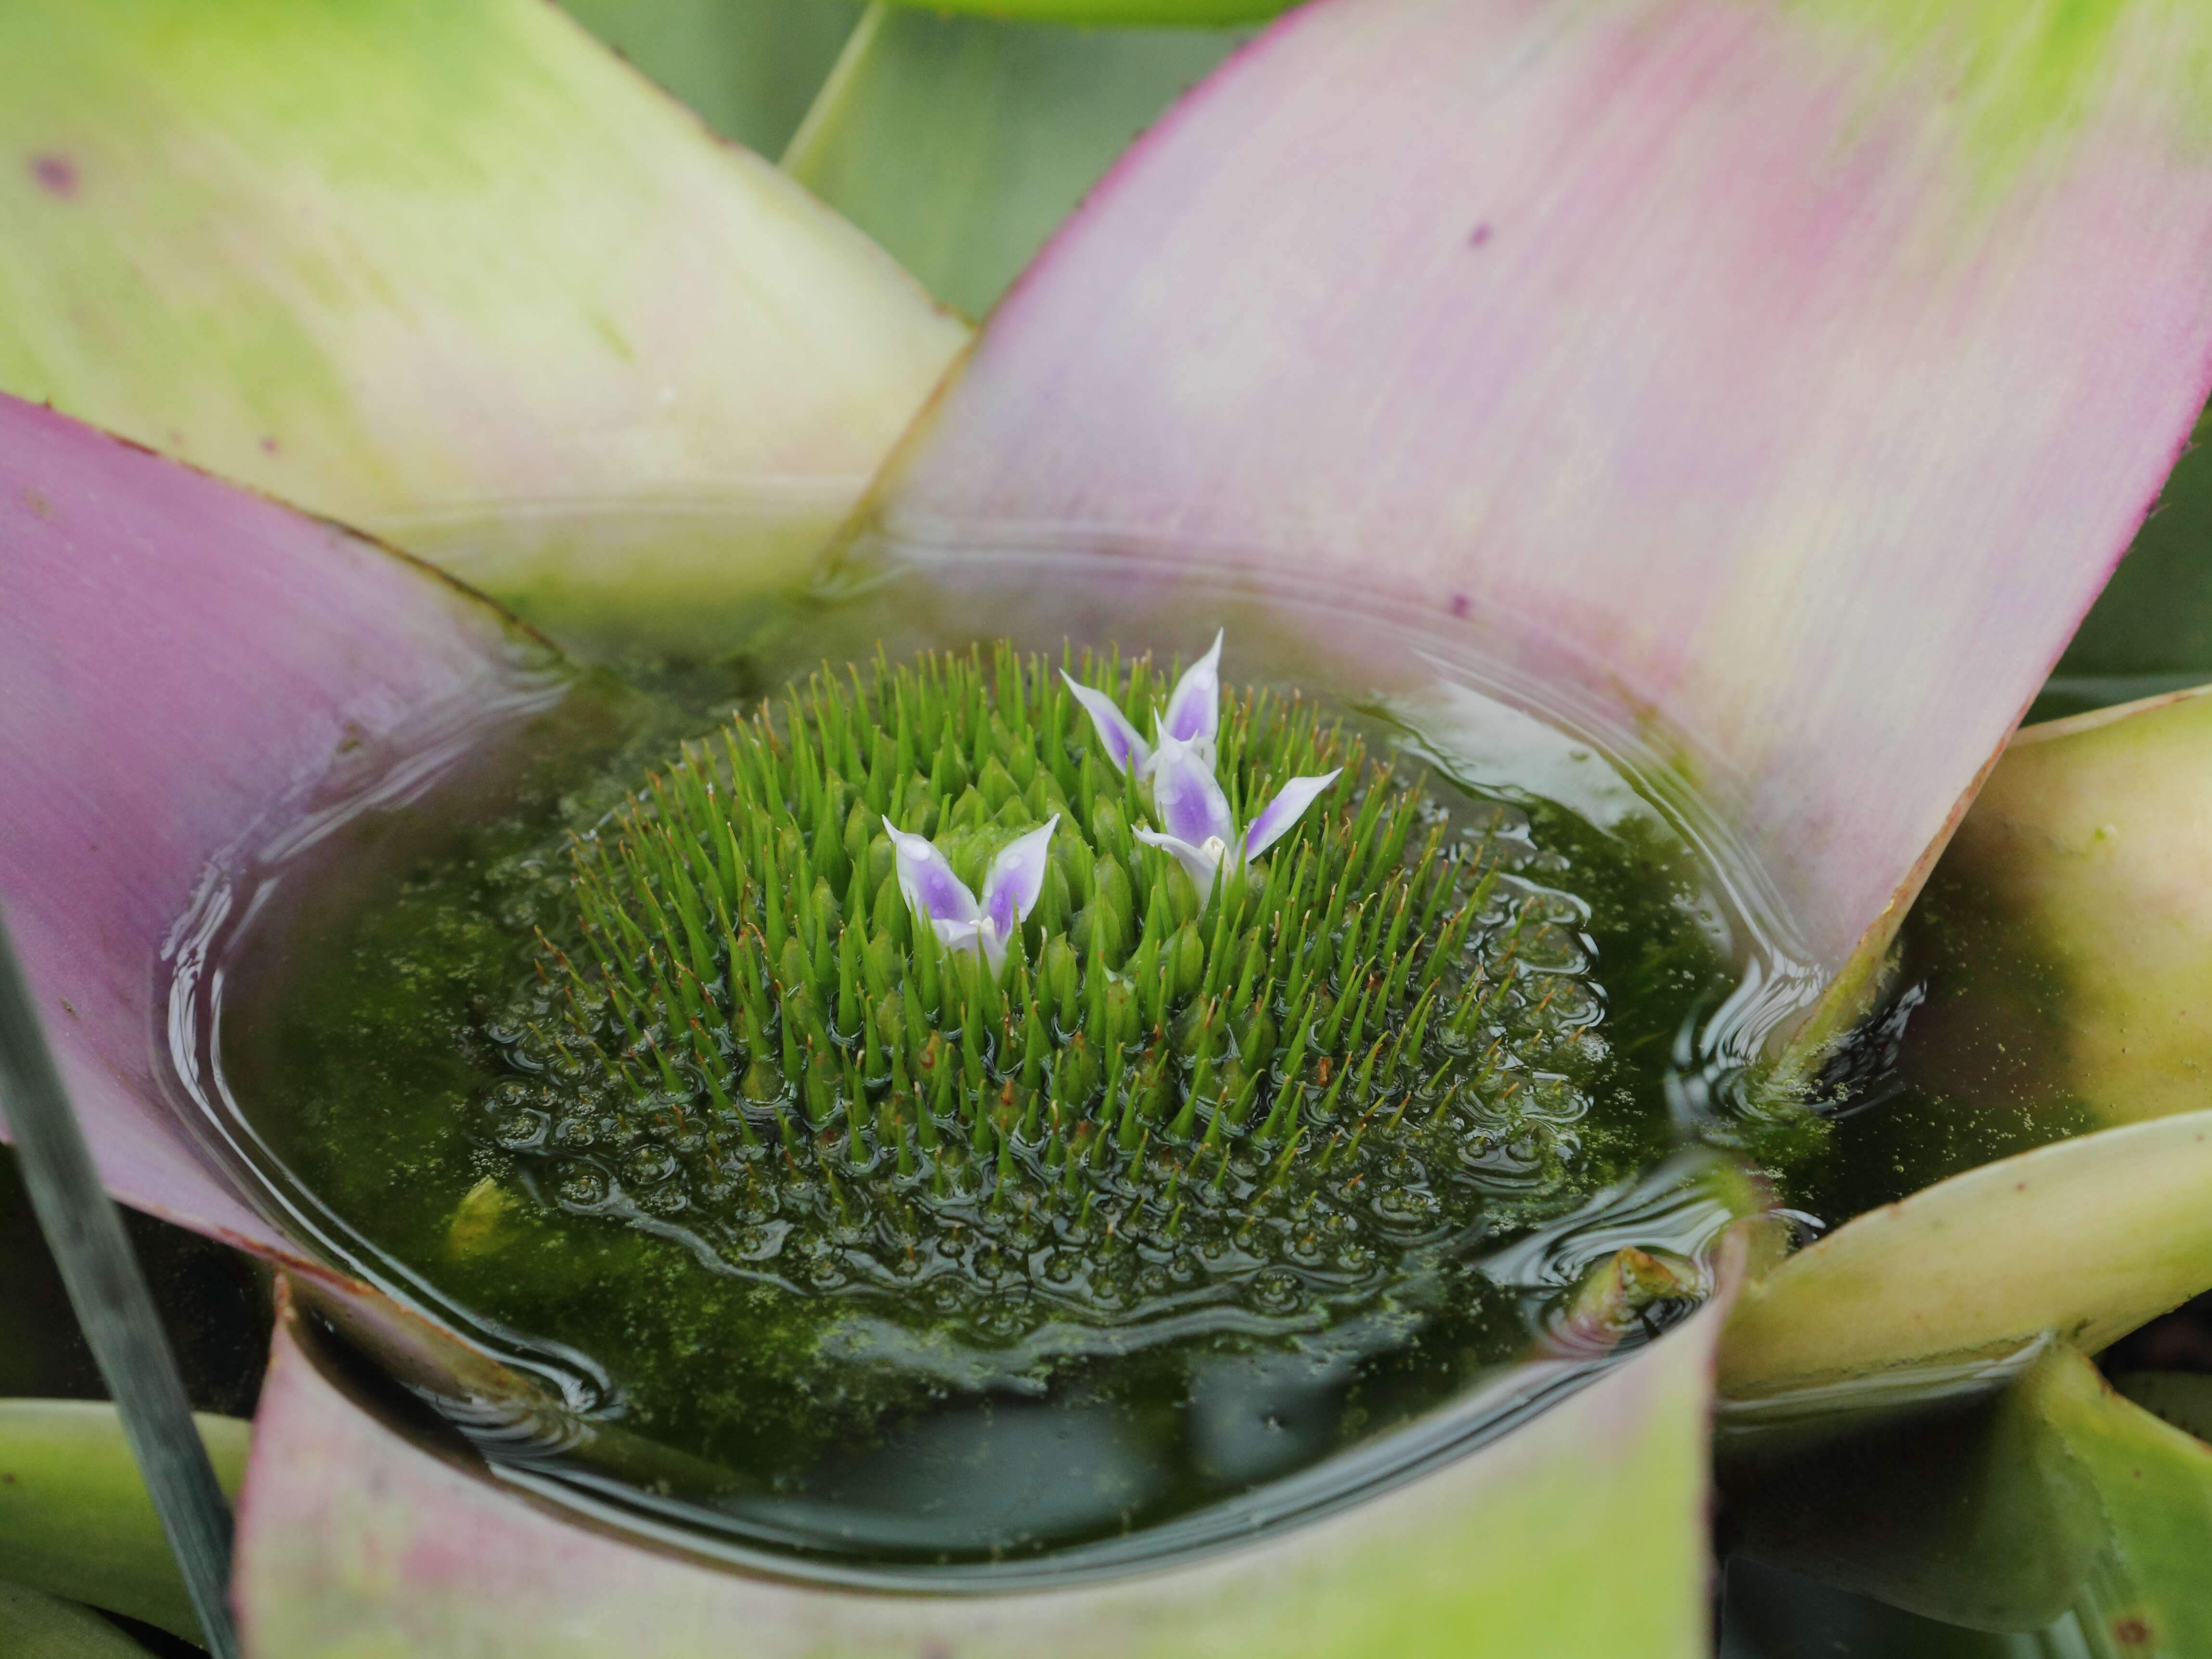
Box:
left=99, top=1607, right=209, bottom=1658
left=2101, top=1288, right=2212, bottom=1378
left=1718, top=1557, right=2039, bottom=1658
left=0, top=1143, right=270, bottom=1415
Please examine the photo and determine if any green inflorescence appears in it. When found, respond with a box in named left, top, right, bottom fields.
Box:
left=478, top=643, right=1622, bottom=1346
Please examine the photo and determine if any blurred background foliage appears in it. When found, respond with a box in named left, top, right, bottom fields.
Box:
left=559, top=0, right=1243, bottom=320
left=559, top=0, right=861, bottom=158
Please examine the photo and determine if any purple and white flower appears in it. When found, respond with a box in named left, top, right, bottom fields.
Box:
left=1064, top=633, right=1340, bottom=898
left=883, top=814, right=1059, bottom=972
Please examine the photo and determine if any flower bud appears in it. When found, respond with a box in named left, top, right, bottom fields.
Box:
left=1172, top=920, right=1206, bottom=1002
left=1042, top=935, right=1080, bottom=1031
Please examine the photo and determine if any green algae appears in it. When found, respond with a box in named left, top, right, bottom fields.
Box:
left=486, top=644, right=1641, bottom=1355
left=212, top=627, right=1750, bottom=1561
left=1776, top=852, right=2095, bottom=1230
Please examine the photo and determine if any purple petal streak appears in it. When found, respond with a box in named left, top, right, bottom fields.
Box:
left=980, top=815, right=1059, bottom=938
left=1061, top=673, right=1151, bottom=776
left=1159, top=629, right=1223, bottom=747
left=883, top=817, right=980, bottom=925
left=1243, top=770, right=1342, bottom=861
left=1149, top=734, right=1235, bottom=847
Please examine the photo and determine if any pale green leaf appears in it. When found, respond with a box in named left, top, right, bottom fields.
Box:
left=2116, top=1371, right=2212, bottom=1444
left=0, top=1401, right=248, bottom=1642
left=235, top=1273, right=1737, bottom=1658
left=1724, top=1344, right=2212, bottom=1645
left=0, top=1581, right=158, bottom=1659
left=1721, top=1112, right=2212, bottom=1398
left=1928, top=685, right=2212, bottom=1128
left=2032, top=1347, right=2212, bottom=1655
left=873, top=0, right=1284, bottom=32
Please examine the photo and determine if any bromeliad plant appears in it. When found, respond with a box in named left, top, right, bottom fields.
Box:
left=9, top=0, right=2212, bottom=1654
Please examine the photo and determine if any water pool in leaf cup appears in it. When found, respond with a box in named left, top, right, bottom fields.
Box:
left=194, top=561, right=1816, bottom=1571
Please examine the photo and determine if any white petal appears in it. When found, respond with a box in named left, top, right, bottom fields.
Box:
left=1159, top=629, right=1224, bottom=747
left=1135, top=826, right=1228, bottom=896
left=1242, top=769, right=1342, bottom=861
left=934, top=917, right=1008, bottom=975
left=979, top=815, right=1059, bottom=938
left=884, top=815, right=980, bottom=925
left=1061, top=673, right=1151, bottom=776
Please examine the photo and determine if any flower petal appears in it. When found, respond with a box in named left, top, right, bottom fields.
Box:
left=1147, top=733, right=1235, bottom=848
left=882, top=818, right=981, bottom=925
left=1242, top=769, right=1341, bottom=862
left=235, top=1256, right=1743, bottom=1654
left=0, top=0, right=965, bottom=638
left=1133, top=827, right=1227, bottom=896
left=872, top=0, right=2212, bottom=1038
left=1158, top=629, right=1224, bottom=747
left=931, top=917, right=1001, bottom=975
left=0, top=395, right=548, bottom=1253
left=1060, top=672, right=1151, bottom=776
left=978, top=815, right=1059, bottom=938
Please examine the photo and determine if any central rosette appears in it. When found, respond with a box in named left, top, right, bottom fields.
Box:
left=479, top=637, right=1615, bottom=1348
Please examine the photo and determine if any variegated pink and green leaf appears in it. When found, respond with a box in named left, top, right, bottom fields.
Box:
left=0, top=394, right=542, bottom=1257
left=2041, top=402, right=2212, bottom=717
left=231, top=1269, right=1733, bottom=1658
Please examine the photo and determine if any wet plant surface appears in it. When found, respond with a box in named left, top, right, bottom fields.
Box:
left=1780, top=856, right=2095, bottom=1231
left=202, top=609, right=1770, bottom=1564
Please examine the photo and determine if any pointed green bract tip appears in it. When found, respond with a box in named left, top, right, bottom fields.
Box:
left=479, top=643, right=1635, bottom=1346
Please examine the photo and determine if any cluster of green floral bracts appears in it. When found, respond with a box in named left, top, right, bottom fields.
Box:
left=483, top=644, right=1619, bottom=1339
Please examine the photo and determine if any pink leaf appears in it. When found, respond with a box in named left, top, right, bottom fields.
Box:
left=235, top=1254, right=1741, bottom=1654
left=0, top=395, right=551, bottom=1248
left=873, top=0, right=2212, bottom=1028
